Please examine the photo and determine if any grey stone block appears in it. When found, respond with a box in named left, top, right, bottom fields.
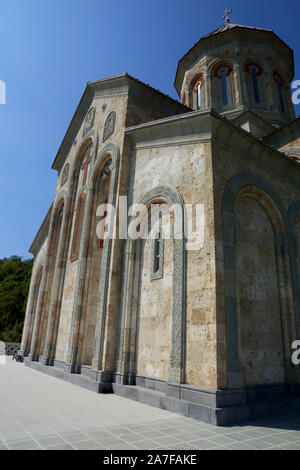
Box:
left=138, top=389, right=162, bottom=408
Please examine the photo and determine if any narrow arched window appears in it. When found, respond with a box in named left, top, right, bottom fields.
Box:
left=192, top=76, right=204, bottom=110
left=213, top=64, right=233, bottom=109
left=250, top=66, right=260, bottom=103
left=245, top=62, right=263, bottom=105
left=99, top=198, right=109, bottom=249
left=70, top=192, right=86, bottom=261
left=151, top=225, right=164, bottom=280
left=153, top=231, right=161, bottom=274
left=197, top=82, right=201, bottom=109
left=274, top=72, right=285, bottom=112
left=220, top=69, right=228, bottom=105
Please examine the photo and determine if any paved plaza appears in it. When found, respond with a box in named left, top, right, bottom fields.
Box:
left=0, top=358, right=299, bottom=450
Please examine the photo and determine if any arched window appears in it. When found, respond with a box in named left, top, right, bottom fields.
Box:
left=191, top=76, right=204, bottom=110
left=273, top=72, right=285, bottom=113
left=98, top=197, right=109, bottom=249
left=81, top=145, right=92, bottom=186
left=70, top=192, right=86, bottom=261
left=153, top=230, right=162, bottom=274
left=245, top=62, right=263, bottom=105
left=213, top=63, right=233, bottom=109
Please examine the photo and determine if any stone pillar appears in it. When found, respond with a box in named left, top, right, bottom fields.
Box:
left=264, top=69, right=274, bottom=111
left=204, top=73, right=212, bottom=109
left=28, top=236, right=53, bottom=361
left=239, top=66, right=249, bottom=109
left=21, top=269, right=41, bottom=356
left=66, top=185, right=94, bottom=371
left=42, top=199, right=70, bottom=365
left=233, top=64, right=245, bottom=111
left=116, top=240, right=138, bottom=384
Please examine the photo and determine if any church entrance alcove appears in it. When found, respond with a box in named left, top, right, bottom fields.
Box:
left=234, top=188, right=286, bottom=386
left=135, top=206, right=174, bottom=381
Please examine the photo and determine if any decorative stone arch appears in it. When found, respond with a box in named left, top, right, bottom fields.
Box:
left=22, top=262, right=44, bottom=356
left=288, top=201, right=300, bottom=327
left=28, top=196, right=67, bottom=360
left=66, top=142, right=121, bottom=370
left=40, top=193, right=68, bottom=363
left=210, top=58, right=235, bottom=111
left=207, top=56, right=234, bottom=76
left=222, top=172, right=293, bottom=389
left=185, top=69, right=206, bottom=109
left=117, top=185, right=186, bottom=385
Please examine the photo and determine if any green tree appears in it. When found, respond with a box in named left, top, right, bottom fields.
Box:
left=0, top=256, right=33, bottom=342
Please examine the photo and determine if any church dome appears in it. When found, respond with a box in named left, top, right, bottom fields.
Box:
left=175, top=20, right=295, bottom=126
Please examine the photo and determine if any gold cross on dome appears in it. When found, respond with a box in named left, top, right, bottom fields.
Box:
left=223, top=8, right=232, bottom=24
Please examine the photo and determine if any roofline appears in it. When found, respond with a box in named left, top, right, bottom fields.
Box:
left=125, top=107, right=300, bottom=169
left=231, top=109, right=276, bottom=130
left=29, top=203, right=53, bottom=256
left=174, top=25, right=294, bottom=95
left=264, top=115, right=300, bottom=139
left=51, top=73, right=187, bottom=172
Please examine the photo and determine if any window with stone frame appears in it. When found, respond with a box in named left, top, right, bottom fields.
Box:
left=191, top=76, right=204, bottom=110
left=151, top=224, right=164, bottom=281
left=245, top=62, right=264, bottom=106
left=70, top=192, right=86, bottom=261
left=213, top=63, right=234, bottom=110
left=273, top=71, right=285, bottom=113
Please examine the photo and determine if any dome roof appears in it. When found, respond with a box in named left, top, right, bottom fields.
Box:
left=174, top=23, right=294, bottom=95
left=201, top=22, right=272, bottom=39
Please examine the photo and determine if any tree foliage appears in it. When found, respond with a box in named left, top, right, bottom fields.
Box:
left=0, top=256, right=33, bottom=343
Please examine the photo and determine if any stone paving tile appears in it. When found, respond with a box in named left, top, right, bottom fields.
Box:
left=225, top=442, right=257, bottom=450
left=278, top=443, right=300, bottom=450
left=60, top=432, right=89, bottom=442
left=222, top=431, right=256, bottom=442
left=138, top=430, right=166, bottom=440
left=242, top=439, right=274, bottom=450
left=188, top=439, right=218, bottom=450
left=37, top=436, right=67, bottom=446
left=73, top=439, right=101, bottom=450
left=3, top=432, right=32, bottom=442
left=108, top=443, right=139, bottom=450
left=152, top=436, right=182, bottom=446
left=191, top=429, right=219, bottom=439
left=121, top=433, right=153, bottom=443
left=133, top=440, right=161, bottom=450
left=259, top=435, right=292, bottom=446
left=168, top=432, right=199, bottom=442
left=2, top=360, right=300, bottom=450
left=97, top=437, right=127, bottom=447
left=8, top=440, right=41, bottom=450
left=44, top=444, right=74, bottom=450
left=85, top=430, right=115, bottom=440
left=168, top=443, right=198, bottom=450
left=206, top=435, right=237, bottom=446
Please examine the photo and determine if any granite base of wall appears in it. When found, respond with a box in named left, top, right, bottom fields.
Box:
left=24, top=359, right=300, bottom=426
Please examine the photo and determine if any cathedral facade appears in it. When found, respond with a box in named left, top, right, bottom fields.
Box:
left=21, top=20, right=300, bottom=425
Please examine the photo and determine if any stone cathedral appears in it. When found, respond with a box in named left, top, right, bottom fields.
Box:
left=21, top=17, right=300, bottom=425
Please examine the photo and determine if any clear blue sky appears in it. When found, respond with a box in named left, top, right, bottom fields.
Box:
left=1, top=0, right=299, bottom=259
